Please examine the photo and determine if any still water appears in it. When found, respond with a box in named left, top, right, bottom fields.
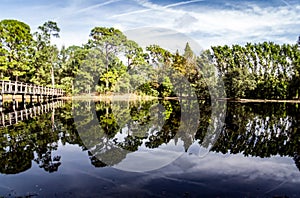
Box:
left=0, top=99, right=300, bottom=197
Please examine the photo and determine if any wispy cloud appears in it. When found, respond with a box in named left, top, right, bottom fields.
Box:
left=279, top=0, right=292, bottom=7
left=164, top=0, right=204, bottom=8
left=112, top=0, right=203, bottom=18
left=0, top=0, right=299, bottom=49
left=112, top=1, right=300, bottom=49
left=66, top=0, right=121, bottom=16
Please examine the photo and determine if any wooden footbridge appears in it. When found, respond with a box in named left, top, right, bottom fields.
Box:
left=0, top=80, right=65, bottom=110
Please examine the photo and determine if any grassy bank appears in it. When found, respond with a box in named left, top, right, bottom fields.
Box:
left=61, top=93, right=158, bottom=101
left=6, top=94, right=300, bottom=103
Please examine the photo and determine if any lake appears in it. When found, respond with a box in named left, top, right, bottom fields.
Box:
left=0, top=99, right=300, bottom=197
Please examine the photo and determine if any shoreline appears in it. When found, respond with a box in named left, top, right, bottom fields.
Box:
left=217, top=98, right=300, bottom=103
left=60, top=93, right=158, bottom=101
left=4, top=94, right=300, bottom=103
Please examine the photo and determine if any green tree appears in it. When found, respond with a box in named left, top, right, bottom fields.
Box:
left=124, top=40, right=148, bottom=71
left=75, top=48, right=105, bottom=94
left=30, top=21, right=60, bottom=86
left=57, top=45, right=85, bottom=94
left=0, top=19, right=33, bottom=81
left=157, top=76, right=174, bottom=97
left=87, top=27, right=127, bottom=92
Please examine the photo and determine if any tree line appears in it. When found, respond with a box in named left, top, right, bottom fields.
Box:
left=1, top=19, right=300, bottom=99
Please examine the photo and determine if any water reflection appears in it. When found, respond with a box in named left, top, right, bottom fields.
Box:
left=73, top=100, right=180, bottom=171
left=1, top=100, right=300, bottom=174
left=0, top=100, right=64, bottom=127
left=210, top=103, right=300, bottom=162
left=0, top=100, right=70, bottom=174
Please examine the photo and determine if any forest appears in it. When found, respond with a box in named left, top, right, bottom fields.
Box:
left=0, top=19, right=300, bottom=99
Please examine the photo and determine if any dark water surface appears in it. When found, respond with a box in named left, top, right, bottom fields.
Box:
left=0, top=100, right=300, bottom=197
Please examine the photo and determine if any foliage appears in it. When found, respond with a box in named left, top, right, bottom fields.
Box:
left=30, top=21, right=60, bottom=86
left=1, top=18, right=300, bottom=100
left=0, top=19, right=33, bottom=81
left=212, top=42, right=300, bottom=99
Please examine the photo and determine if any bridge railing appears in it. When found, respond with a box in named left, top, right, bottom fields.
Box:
left=0, top=80, right=65, bottom=96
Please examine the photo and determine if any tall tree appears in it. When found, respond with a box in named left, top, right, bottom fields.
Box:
left=87, top=27, right=127, bottom=92
left=56, top=45, right=83, bottom=94
left=0, top=19, right=33, bottom=81
left=124, top=40, right=148, bottom=71
left=31, top=21, right=60, bottom=86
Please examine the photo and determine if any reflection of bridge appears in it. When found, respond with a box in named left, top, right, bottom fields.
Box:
left=0, top=100, right=65, bottom=127
left=0, top=80, right=65, bottom=110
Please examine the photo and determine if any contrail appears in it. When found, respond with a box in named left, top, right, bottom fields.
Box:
left=279, top=0, right=292, bottom=8
left=264, top=180, right=288, bottom=194
left=111, top=8, right=151, bottom=18
left=56, top=0, right=121, bottom=21
left=112, top=0, right=204, bottom=18
left=165, top=0, right=205, bottom=8
left=75, top=0, right=121, bottom=14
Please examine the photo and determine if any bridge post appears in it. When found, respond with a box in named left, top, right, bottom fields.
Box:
left=16, top=98, right=19, bottom=109
left=1, top=112, right=4, bottom=126
left=37, top=95, right=40, bottom=104
left=22, top=94, right=26, bottom=109
left=30, top=95, right=33, bottom=105
left=0, top=81, right=3, bottom=112
left=12, top=81, right=17, bottom=110
left=12, top=94, right=18, bottom=110
left=0, top=94, right=2, bottom=112
left=12, top=94, right=16, bottom=110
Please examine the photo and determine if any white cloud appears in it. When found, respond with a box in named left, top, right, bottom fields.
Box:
left=101, top=151, right=300, bottom=196
left=1, top=0, right=299, bottom=50
left=174, top=13, right=198, bottom=29
left=125, top=27, right=203, bottom=54
left=110, top=1, right=300, bottom=49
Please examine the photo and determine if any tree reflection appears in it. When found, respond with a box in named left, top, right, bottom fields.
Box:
left=0, top=125, right=34, bottom=174
left=71, top=101, right=300, bottom=172
left=0, top=113, right=64, bottom=174
left=2, top=100, right=300, bottom=174
left=0, top=102, right=73, bottom=174
left=74, top=100, right=182, bottom=166
left=145, top=100, right=181, bottom=149
left=206, top=102, right=300, bottom=171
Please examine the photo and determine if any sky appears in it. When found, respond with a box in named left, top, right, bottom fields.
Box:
left=0, top=0, right=299, bottom=52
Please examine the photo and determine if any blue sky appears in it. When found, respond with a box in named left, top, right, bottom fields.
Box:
left=1, top=0, right=299, bottom=51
